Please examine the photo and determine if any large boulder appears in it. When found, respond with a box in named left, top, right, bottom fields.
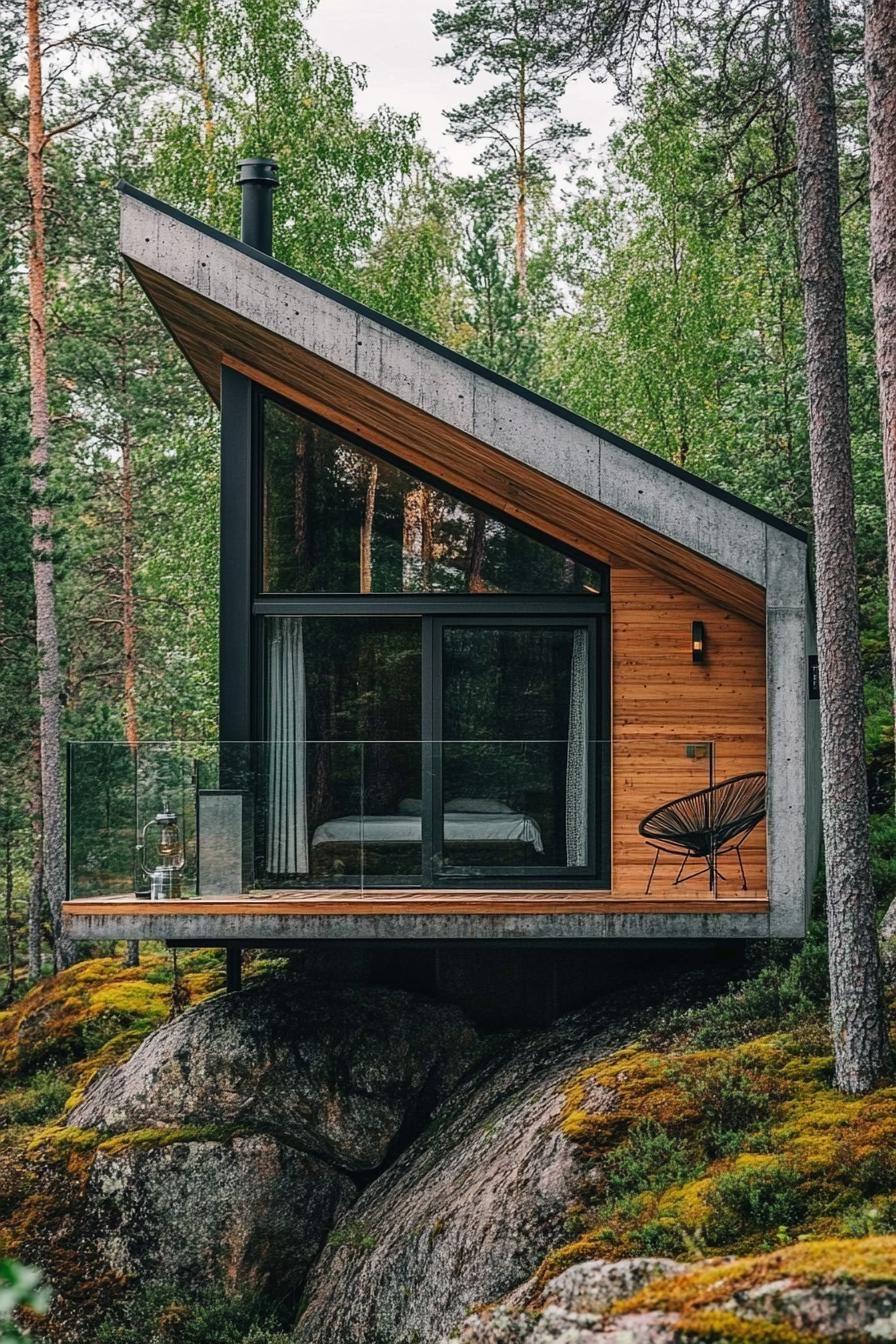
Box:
left=293, top=1006, right=643, bottom=1344
left=456, top=1259, right=686, bottom=1344
left=453, top=1252, right=896, bottom=1343
left=68, top=976, right=479, bottom=1169
left=85, top=1134, right=356, bottom=1302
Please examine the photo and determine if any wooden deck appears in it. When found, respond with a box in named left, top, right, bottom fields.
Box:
left=64, top=889, right=770, bottom=918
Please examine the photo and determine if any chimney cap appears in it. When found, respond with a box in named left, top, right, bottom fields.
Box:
left=236, top=157, right=279, bottom=188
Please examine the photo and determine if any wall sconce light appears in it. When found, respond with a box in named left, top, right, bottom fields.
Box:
left=692, top=620, right=706, bottom=664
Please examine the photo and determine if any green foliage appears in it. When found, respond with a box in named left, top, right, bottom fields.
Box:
left=0, top=1072, right=71, bottom=1129
left=151, top=0, right=419, bottom=295
left=656, top=922, right=831, bottom=1050
left=0, top=1261, right=48, bottom=1344
left=705, top=1162, right=807, bottom=1243
left=456, top=201, right=538, bottom=384
left=668, top=1056, right=772, bottom=1158
left=870, top=813, right=896, bottom=914
left=603, top=1118, right=696, bottom=1199
left=93, top=1286, right=290, bottom=1343
left=433, top=0, right=586, bottom=192
left=326, top=1221, right=377, bottom=1252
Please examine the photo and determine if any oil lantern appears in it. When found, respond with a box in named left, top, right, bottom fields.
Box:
left=138, top=805, right=186, bottom=900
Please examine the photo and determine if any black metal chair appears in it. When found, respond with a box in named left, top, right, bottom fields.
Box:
left=638, top=771, right=767, bottom=895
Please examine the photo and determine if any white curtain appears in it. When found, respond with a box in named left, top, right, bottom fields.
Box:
left=266, top=618, right=309, bottom=875
left=565, top=627, right=589, bottom=866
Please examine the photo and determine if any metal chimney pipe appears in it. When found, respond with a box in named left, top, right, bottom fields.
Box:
left=236, top=157, right=279, bottom=254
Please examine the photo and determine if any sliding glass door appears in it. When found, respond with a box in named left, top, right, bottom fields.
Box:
left=262, top=612, right=604, bottom=887
left=433, top=619, right=598, bottom=878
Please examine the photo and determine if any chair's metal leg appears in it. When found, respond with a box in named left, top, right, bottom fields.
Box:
left=646, top=847, right=660, bottom=896
left=673, top=852, right=690, bottom=885
left=736, top=845, right=747, bottom=890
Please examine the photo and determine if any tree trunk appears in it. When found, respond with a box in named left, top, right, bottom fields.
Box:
left=515, top=62, right=528, bottom=295
left=865, top=0, right=896, bottom=801
left=792, top=0, right=890, bottom=1092
left=467, top=512, right=487, bottom=592
left=3, top=824, right=15, bottom=1004
left=359, top=462, right=378, bottom=593
left=27, top=734, right=42, bottom=981
left=26, top=0, right=73, bottom=971
left=119, top=278, right=140, bottom=970
left=121, top=434, right=139, bottom=756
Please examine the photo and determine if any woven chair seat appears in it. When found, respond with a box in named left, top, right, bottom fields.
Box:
left=638, top=771, right=766, bottom=893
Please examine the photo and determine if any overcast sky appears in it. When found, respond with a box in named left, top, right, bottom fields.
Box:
left=305, top=0, right=623, bottom=177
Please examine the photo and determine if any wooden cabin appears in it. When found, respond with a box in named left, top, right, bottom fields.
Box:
left=63, top=161, right=820, bottom=962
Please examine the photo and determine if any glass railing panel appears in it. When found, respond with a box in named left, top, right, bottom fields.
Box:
left=274, top=741, right=364, bottom=885
left=67, top=737, right=770, bottom=900
left=437, top=739, right=599, bottom=877
left=68, top=741, right=138, bottom=899
left=356, top=740, right=423, bottom=884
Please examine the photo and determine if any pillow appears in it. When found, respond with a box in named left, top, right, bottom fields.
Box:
left=397, top=797, right=422, bottom=816
left=445, top=797, right=513, bottom=814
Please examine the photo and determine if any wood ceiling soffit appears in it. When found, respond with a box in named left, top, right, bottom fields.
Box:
left=130, top=260, right=767, bottom=624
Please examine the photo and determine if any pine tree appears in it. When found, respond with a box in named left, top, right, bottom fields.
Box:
left=792, top=0, right=890, bottom=1093
left=433, top=0, right=586, bottom=293
left=0, top=251, right=38, bottom=988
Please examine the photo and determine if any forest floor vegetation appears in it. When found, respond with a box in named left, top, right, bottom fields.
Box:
left=0, top=936, right=894, bottom=1341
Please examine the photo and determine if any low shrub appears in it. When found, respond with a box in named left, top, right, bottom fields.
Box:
left=704, top=1161, right=807, bottom=1245
left=668, top=1056, right=773, bottom=1157
left=93, top=1287, right=291, bottom=1343
left=655, top=921, right=830, bottom=1050
left=603, top=1118, right=695, bottom=1200
left=0, top=1072, right=71, bottom=1129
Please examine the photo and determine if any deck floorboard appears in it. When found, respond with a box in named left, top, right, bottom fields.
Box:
left=64, top=890, right=770, bottom=918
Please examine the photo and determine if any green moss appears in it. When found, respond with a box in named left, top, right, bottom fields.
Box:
left=676, top=1307, right=822, bottom=1342
left=96, top=1125, right=242, bottom=1154
left=327, top=1221, right=378, bottom=1252
left=613, top=1235, right=896, bottom=1315
left=543, top=996, right=896, bottom=1284
left=0, top=953, right=223, bottom=1081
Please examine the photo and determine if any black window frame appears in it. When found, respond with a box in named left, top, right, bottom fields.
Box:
left=221, top=373, right=611, bottom=890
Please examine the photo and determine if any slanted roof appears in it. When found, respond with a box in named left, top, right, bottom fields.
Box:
left=120, top=182, right=808, bottom=624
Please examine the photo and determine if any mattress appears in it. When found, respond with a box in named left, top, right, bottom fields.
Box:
left=311, top=812, right=544, bottom=854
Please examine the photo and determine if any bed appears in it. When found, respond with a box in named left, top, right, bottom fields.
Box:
left=308, top=798, right=544, bottom=877
left=311, top=810, right=544, bottom=852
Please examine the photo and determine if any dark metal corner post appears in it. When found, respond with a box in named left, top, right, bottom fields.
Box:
left=219, top=365, right=254, bottom=746
left=236, top=157, right=279, bottom=255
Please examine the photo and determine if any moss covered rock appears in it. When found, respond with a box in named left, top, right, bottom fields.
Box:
left=454, top=1241, right=896, bottom=1341
left=0, top=953, right=222, bottom=1080
left=67, top=976, right=478, bottom=1169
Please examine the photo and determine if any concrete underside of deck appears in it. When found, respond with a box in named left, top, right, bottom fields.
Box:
left=63, top=890, right=771, bottom=942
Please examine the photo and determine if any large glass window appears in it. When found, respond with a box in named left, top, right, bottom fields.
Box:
left=258, top=391, right=607, bottom=889
left=262, top=398, right=605, bottom=596
left=263, top=615, right=600, bottom=885
left=265, top=617, right=422, bottom=881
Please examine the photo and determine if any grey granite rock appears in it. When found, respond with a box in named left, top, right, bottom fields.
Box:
left=68, top=976, right=478, bottom=1169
